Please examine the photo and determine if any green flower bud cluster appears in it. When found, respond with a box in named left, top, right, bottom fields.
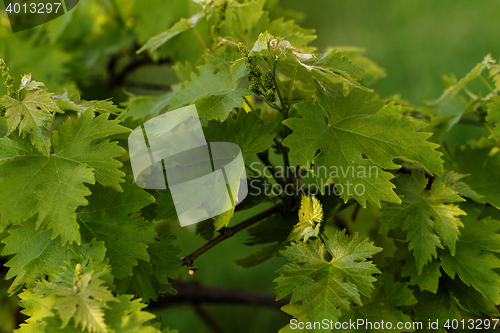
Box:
left=238, top=43, right=276, bottom=103
left=239, top=42, right=263, bottom=96
left=263, top=70, right=276, bottom=103
left=211, top=1, right=228, bottom=37
left=0, top=59, right=18, bottom=99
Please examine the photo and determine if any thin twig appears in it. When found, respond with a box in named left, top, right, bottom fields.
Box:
left=193, top=28, right=208, bottom=50
left=180, top=206, right=281, bottom=268
left=479, top=75, right=496, bottom=95
left=273, top=57, right=286, bottom=110
left=287, top=66, right=298, bottom=112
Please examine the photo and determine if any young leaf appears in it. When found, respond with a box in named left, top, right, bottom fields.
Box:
left=439, top=202, right=500, bottom=304
left=292, top=195, right=323, bottom=242
left=105, top=295, right=161, bottom=333
left=34, top=261, right=116, bottom=333
left=204, top=109, right=277, bottom=158
left=137, top=13, right=205, bottom=53
left=380, top=171, right=465, bottom=273
left=338, top=273, right=417, bottom=333
left=116, top=234, right=181, bottom=302
left=170, top=63, right=251, bottom=121
left=0, top=88, right=60, bottom=156
left=275, top=231, right=381, bottom=325
left=0, top=108, right=130, bottom=244
left=394, top=245, right=442, bottom=293
left=77, top=183, right=157, bottom=279
left=122, top=91, right=175, bottom=121
left=443, top=138, right=500, bottom=209
left=1, top=220, right=106, bottom=294
left=486, top=95, right=500, bottom=139
left=283, top=81, right=443, bottom=207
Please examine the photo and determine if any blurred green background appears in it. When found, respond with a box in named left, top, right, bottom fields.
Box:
left=1, top=0, right=500, bottom=332
left=283, top=0, right=500, bottom=105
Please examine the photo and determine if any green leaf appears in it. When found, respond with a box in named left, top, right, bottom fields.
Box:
left=77, top=183, right=157, bottom=279
left=486, top=95, right=500, bottom=139
left=34, top=260, right=116, bottom=333
left=170, top=63, right=251, bottom=121
left=436, top=170, right=485, bottom=204
left=275, top=231, right=381, bottom=325
left=445, top=276, right=499, bottom=316
left=443, top=139, right=500, bottom=209
left=138, top=13, right=204, bottom=53
left=251, top=33, right=365, bottom=89
left=283, top=81, right=443, bottom=207
left=116, top=234, right=181, bottom=302
left=439, top=202, right=500, bottom=304
left=155, top=189, right=178, bottom=221
left=235, top=212, right=294, bottom=268
left=0, top=89, right=60, bottom=156
left=338, top=273, right=417, bottom=333
left=435, top=55, right=493, bottom=103
left=16, top=290, right=161, bottom=333
left=53, top=91, right=123, bottom=115
left=204, top=109, right=277, bottom=159
left=122, top=91, right=175, bottom=121
left=0, top=108, right=130, bottom=244
left=292, top=195, right=323, bottom=242
left=380, top=171, right=465, bottom=273
left=394, top=245, right=441, bottom=293
left=105, top=295, right=161, bottom=333
left=234, top=243, right=283, bottom=268
left=410, top=290, right=460, bottom=324
left=1, top=219, right=106, bottom=294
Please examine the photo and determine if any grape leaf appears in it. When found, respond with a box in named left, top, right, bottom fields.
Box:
left=439, top=202, right=500, bottom=304
left=435, top=55, right=493, bottom=103
left=0, top=88, right=60, bottom=156
left=486, top=95, right=500, bottom=139
left=410, top=290, right=460, bottom=324
left=0, top=108, right=130, bottom=244
left=16, top=290, right=161, bottom=333
left=443, top=139, right=500, bottom=209
left=338, top=273, right=417, bottom=333
left=53, top=91, right=122, bottom=115
left=235, top=213, right=294, bottom=268
left=380, top=171, right=465, bottom=274
left=283, top=81, right=443, bottom=207
left=1, top=219, right=105, bottom=294
left=234, top=243, right=284, bottom=268
left=292, top=195, right=323, bottom=242
left=34, top=261, right=115, bottom=333
left=77, top=183, right=157, bottom=279
left=104, top=295, right=161, bottom=333
left=228, top=0, right=316, bottom=51
left=122, top=91, right=175, bottom=121
left=204, top=109, right=277, bottom=159
left=138, top=13, right=204, bottom=53
left=251, top=32, right=365, bottom=89
left=394, top=245, right=441, bottom=293
left=275, top=231, right=381, bottom=325
left=170, top=63, right=251, bottom=121
left=116, top=234, right=181, bottom=302
left=445, top=276, right=499, bottom=316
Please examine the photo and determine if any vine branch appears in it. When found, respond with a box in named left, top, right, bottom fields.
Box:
left=180, top=206, right=281, bottom=268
